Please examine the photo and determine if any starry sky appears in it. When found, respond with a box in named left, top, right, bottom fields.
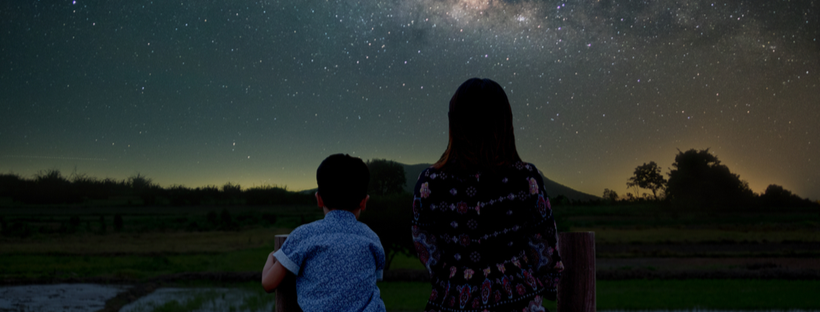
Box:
left=1, top=1, right=818, bottom=200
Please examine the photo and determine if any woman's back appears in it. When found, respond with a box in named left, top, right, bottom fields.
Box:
left=412, top=162, right=562, bottom=311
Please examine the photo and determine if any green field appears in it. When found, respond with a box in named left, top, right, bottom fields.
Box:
left=379, top=279, right=820, bottom=311
left=107, top=280, right=820, bottom=311
left=2, top=203, right=819, bottom=310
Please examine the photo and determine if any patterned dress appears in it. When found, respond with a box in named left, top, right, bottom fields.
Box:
left=412, top=162, right=563, bottom=312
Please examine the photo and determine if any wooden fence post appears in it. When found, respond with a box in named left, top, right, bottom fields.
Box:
left=557, top=232, right=596, bottom=312
left=274, top=234, right=302, bottom=312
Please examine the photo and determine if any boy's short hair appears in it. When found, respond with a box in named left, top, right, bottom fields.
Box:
left=316, top=154, right=370, bottom=210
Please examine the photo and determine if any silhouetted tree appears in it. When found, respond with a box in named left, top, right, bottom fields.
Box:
left=602, top=188, right=619, bottom=202
left=221, top=182, right=242, bottom=203
left=222, top=182, right=241, bottom=193
left=553, top=194, right=569, bottom=206
left=32, top=169, right=80, bottom=204
left=666, top=149, right=754, bottom=209
left=366, top=159, right=406, bottom=195
left=358, top=193, right=414, bottom=270
left=128, top=173, right=153, bottom=191
left=626, top=161, right=667, bottom=199
left=760, top=184, right=807, bottom=207
left=129, top=173, right=160, bottom=205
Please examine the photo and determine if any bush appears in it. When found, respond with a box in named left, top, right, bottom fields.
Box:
left=219, top=208, right=238, bottom=231
left=59, top=216, right=82, bottom=234
left=261, top=213, right=277, bottom=226
left=4, top=221, right=35, bottom=238
left=359, top=193, right=415, bottom=270
left=185, top=220, right=202, bottom=232
left=206, top=211, right=219, bottom=229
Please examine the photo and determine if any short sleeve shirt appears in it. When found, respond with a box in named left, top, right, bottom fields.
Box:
left=274, top=210, right=386, bottom=312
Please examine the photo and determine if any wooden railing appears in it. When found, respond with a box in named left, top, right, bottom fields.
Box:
left=273, top=232, right=595, bottom=312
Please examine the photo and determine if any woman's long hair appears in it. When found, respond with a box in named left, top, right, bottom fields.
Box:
left=434, top=78, right=521, bottom=172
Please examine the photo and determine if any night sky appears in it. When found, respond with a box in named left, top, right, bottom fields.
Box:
left=1, top=1, right=818, bottom=200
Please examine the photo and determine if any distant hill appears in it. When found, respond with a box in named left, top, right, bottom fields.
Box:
left=401, top=163, right=599, bottom=202
left=302, top=162, right=599, bottom=202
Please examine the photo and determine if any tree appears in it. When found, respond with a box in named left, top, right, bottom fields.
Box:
left=366, top=159, right=406, bottom=195
left=129, top=173, right=160, bottom=205
left=359, top=159, right=410, bottom=269
left=602, top=188, right=619, bottom=202
left=358, top=194, right=414, bottom=270
left=222, top=182, right=241, bottom=193
left=666, top=148, right=754, bottom=209
left=760, top=184, right=808, bottom=208
left=128, top=173, right=154, bottom=191
left=626, top=161, right=667, bottom=199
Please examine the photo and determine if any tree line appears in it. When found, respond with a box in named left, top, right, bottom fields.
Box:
left=0, top=170, right=314, bottom=206
left=604, top=148, right=818, bottom=209
left=0, top=159, right=416, bottom=269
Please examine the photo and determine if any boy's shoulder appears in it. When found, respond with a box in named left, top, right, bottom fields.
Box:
left=283, top=218, right=325, bottom=243
left=289, top=212, right=380, bottom=242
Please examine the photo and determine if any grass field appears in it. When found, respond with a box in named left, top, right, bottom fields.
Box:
left=573, top=227, right=820, bottom=244
left=2, top=220, right=818, bottom=280
left=2, top=203, right=819, bottom=310
left=120, top=280, right=820, bottom=311
left=378, top=280, right=820, bottom=311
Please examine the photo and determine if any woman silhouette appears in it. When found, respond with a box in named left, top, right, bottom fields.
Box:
left=412, top=78, right=563, bottom=312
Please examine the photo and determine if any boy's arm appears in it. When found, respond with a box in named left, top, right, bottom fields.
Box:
left=262, top=251, right=288, bottom=293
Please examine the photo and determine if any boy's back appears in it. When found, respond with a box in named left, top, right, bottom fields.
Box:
left=262, top=153, right=385, bottom=312
left=274, top=210, right=386, bottom=312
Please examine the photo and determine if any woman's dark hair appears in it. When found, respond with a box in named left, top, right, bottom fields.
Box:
left=316, top=153, right=370, bottom=210
left=434, top=78, right=521, bottom=172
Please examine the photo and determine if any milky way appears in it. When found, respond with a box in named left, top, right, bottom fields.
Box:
left=1, top=0, right=818, bottom=199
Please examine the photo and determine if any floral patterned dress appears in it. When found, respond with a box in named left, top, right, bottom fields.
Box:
left=412, top=162, right=563, bottom=312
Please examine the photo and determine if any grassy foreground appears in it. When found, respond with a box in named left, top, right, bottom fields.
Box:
left=3, top=203, right=818, bottom=310
left=137, top=280, right=820, bottom=311
left=379, top=280, right=820, bottom=311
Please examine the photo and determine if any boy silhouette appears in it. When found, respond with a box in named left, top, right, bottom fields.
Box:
left=262, top=153, right=386, bottom=312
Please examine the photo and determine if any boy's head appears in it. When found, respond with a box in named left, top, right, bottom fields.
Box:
left=316, top=154, right=370, bottom=211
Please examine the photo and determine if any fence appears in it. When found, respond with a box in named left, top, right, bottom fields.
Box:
left=274, top=231, right=595, bottom=312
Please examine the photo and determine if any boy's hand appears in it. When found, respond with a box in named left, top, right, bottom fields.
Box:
left=262, top=251, right=287, bottom=293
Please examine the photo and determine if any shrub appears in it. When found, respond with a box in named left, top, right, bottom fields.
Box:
left=359, top=193, right=414, bottom=270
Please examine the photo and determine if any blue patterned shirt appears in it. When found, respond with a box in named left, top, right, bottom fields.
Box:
left=274, top=210, right=386, bottom=312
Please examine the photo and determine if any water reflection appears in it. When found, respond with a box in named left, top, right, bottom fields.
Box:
left=120, top=287, right=274, bottom=312
left=0, top=283, right=127, bottom=312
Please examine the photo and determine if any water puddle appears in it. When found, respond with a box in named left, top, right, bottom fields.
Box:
left=119, top=287, right=274, bottom=312
left=0, top=283, right=128, bottom=312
